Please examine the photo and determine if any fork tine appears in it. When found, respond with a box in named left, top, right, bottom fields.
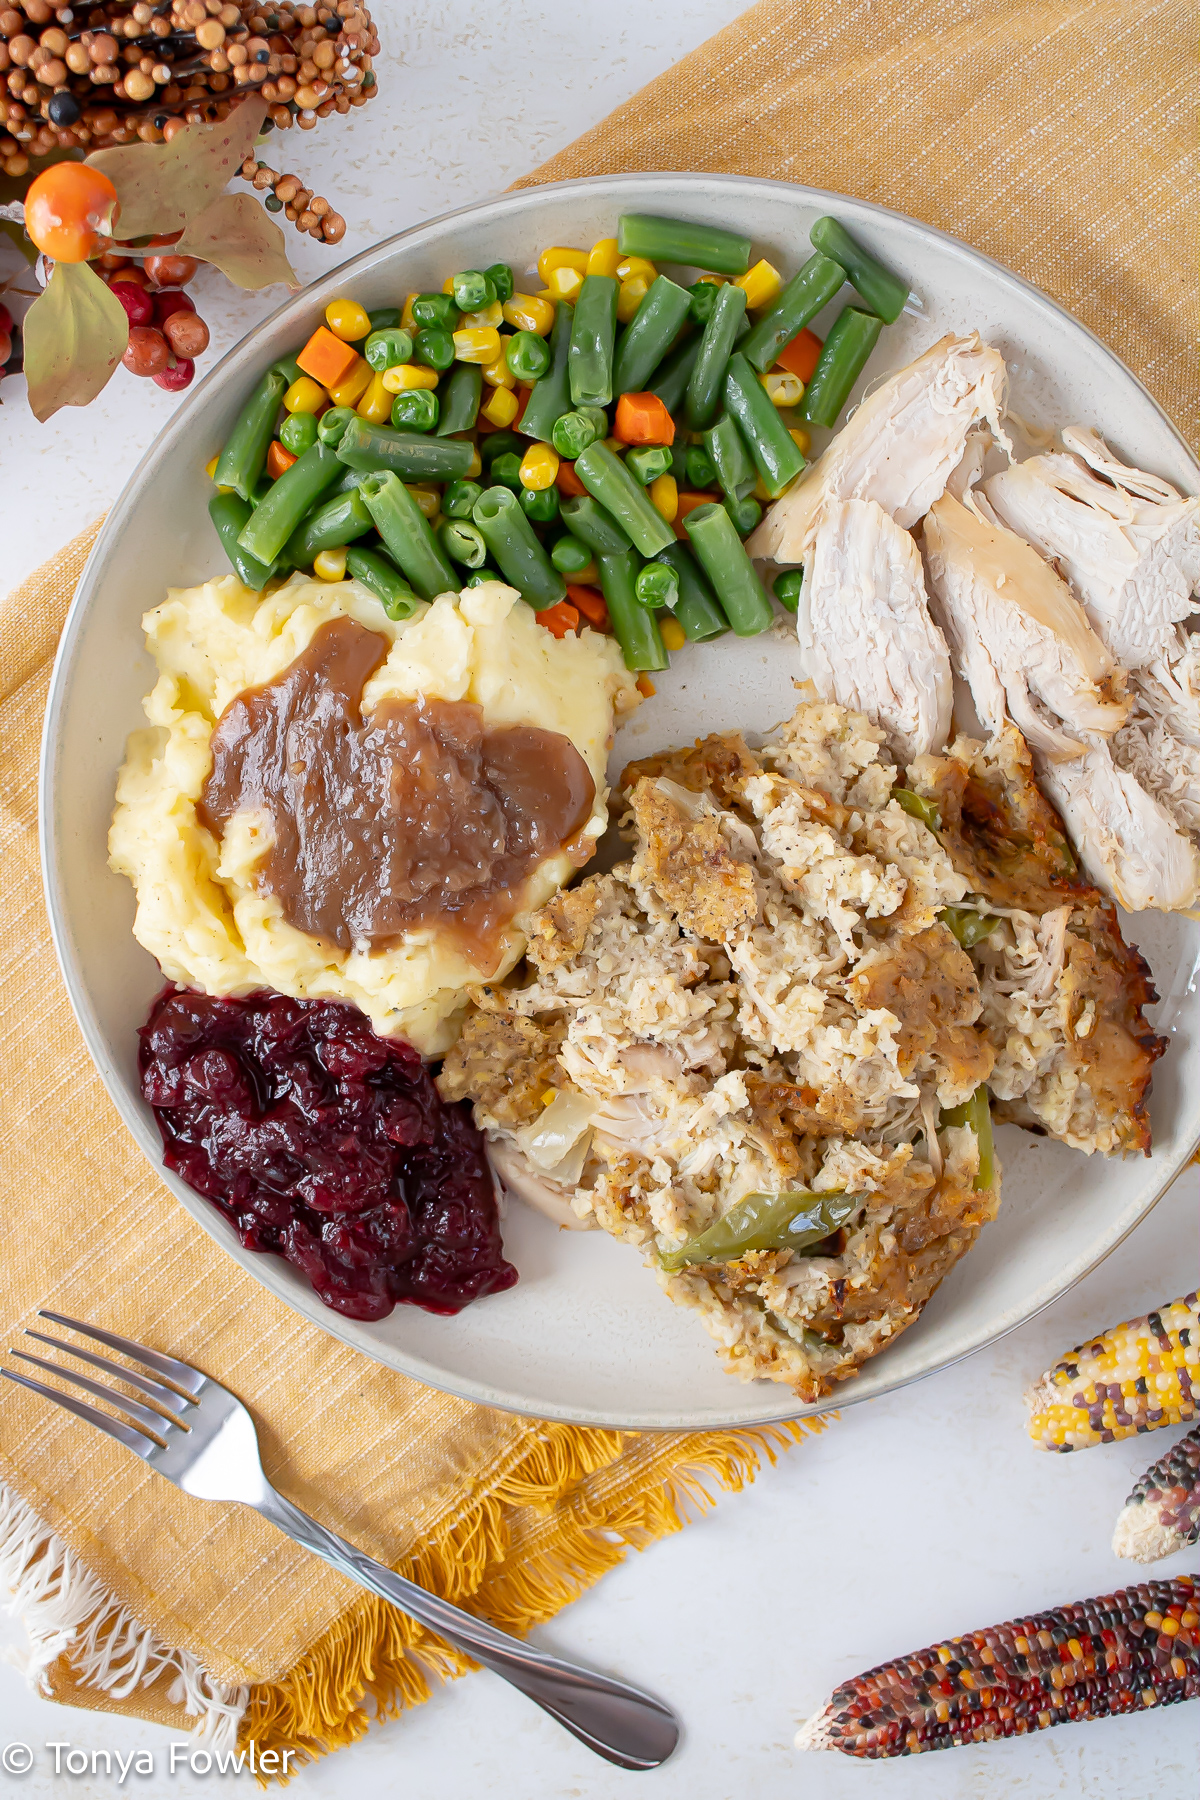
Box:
left=23, top=1330, right=195, bottom=1417
left=9, top=1352, right=178, bottom=1441
left=1, top=1368, right=160, bottom=1459
left=36, top=1311, right=206, bottom=1396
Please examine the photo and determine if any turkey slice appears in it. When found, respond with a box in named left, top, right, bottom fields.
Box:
left=1036, top=745, right=1200, bottom=914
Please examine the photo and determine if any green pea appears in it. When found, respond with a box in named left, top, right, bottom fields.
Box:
left=451, top=269, right=496, bottom=312
left=486, top=262, right=514, bottom=304
left=390, top=389, right=440, bottom=433
left=413, top=327, right=455, bottom=371
left=772, top=567, right=804, bottom=612
left=316, top=405, right=357, bottom=448
left=364, top=327, right=413, bottom=371
left=724, top=493, right=762, bottom=535
left=480, top=429, right=522, bottom=467
left=519, top=485, right=560, bottom=524
left=366, top=307, right=402, bottom=330
left=249, top=473, right=273, bottom=508
left=279, top=410, right=318, bottom=456
left=551, top=533, right=593, bottom=574
left=464, top=567, right=503, bottom=588
left=443, top=477, right=483, bottom=519
left=489, top=451, right=524, bottom=490
left=635, top=562, right=679, bottom=609
left=579, top=405, right=609, bottom=440
left=552, top=410, right=600, bottom=459
left=688, top=280, right=721, bottom=325
left=685, top=445, right=717, bottom=489
left=411, top=292, right=460, bottom=331
left=627, top=445, right=673, bottom=485
left=506, top=330, right=552, bottom=383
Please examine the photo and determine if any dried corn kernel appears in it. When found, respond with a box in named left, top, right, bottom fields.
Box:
left=382, top=363, right=440, bottom=393
left=798, top=1575, right=1200, bottom=1759
left=616, top=255, right=657, bottom=285
left=537, top=245, right=588, bottom=285
left=324, top=297, right=371, bottom=342
left=284, top=375, right=328, bottom=415
left=453, top=327, right=503, bottom=365
left=735, top=258, right=783, bottom=311
left=519, top=443, right=559, bottom=491
left=482, top=344, right=516, bottom=389
left=760, top=370, right=804, bottom=407
left=503, top=292, right=555, bottom=336
left=1114, top=1425, right=1200, bottom=1563
left=313, top=547, right=347, bottom=581
left=481, top=385, right=519, bottom=428
left=617, top=275, right=649, bottom=323
left=461, top=300, right=504, bottom=331
left=326, top=358, right=372, bottom=409
left=587, top=237, right=621, bottom=278
left=356, top=371, right=393, bottom=423
left=649, top=472, right=678, bottom=522
left=660, top=616, right=687, bottom=652
left=1027, top=1293, right=1199, bottom=1450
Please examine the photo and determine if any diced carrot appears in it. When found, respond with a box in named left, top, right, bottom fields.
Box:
left=539, top=599, right=581, bottom=639
left=566, top=584, right=610, bottom=632
left=775, top=327, right=823, bottom=384
left=635, top=675, right=657, bottom=698
left=555, top=460, right=589, bottom=498
left=296, top=325, right=360, bottom=390
left=266, top=439, right=297, bottom=480
left=613, top=391, right=675, bottom=445
left=673, top=491, right=714, bottom=539
left=514, top=384, right=534, bottom=426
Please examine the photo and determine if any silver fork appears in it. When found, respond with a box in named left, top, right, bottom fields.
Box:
left=3, top=1312, right=679, bottom=1770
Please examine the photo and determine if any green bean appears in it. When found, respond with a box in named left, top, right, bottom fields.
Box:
left=686, top=280, right=747, bottom=430
left=648, top=330, right=701, bottom=414
left=799, top=307, right=884, bottom=428
left=344, top=545, right=417, bottom=618
left=683, top=501, right=773, bottom=636
left=518, top=300, right=574, bottom=444
left=209, top=491, right=278, bottom=590
left=654, top=541, right=729, bottom=640
left=809, top=216, right=910, bottom=323
left=552, top=409, right=600, bottom=459
left=939, top=1085, right=995, bottom=1190
left=335, top=415, right=473, bottom=482
left=611, top=274, right=692, bottom=395
left=739, top=252, right=846, bottom=372
left=892, top=788, right=941, bottom=831
left=551, top=533, right=594, bottom=575
left=413, top=327, right=455, bottom=371
left=685, top=444, right=717, bottom=489
left=215, top=367, right=287, bottom=502
left=723, top=351, right=806, bottom=497
left=506, top=330, right=551, bottom=383
left=938, top=906, right=1001, bottom=949
left=366, top=307, right=402, bottom=330
left=237, top=441, right=341, bottom=565
left=358, top=470, right=461, bottom=600
left=442, top=477, right=482, bottom=519
left=772, top=567, right=804, bottom=613
left=687, top=280, right=721, bottom=326
left=597, top=550, right=668, bottom=672
left=248, top=474, right=272, bottom=508
left=703, top=412, right=756, bottom=501
left=485, top=262, right=514, bottom=304
left=284, top=486, right=374, bottom=567
left=724, top=494, right=761, bottom=536
left=437, top=364, right=482, bottom=436
left=660, top=1189, right=861, bottom=1271
left=327, top=462, right=369, bottom=496
left=559, top=493, right=632, bottom=557
left=471, top=486, right=566, bottom=610
left=617, top=213, right=751, bottom=277
left=279, top=410, right=317, bottom=456
left=364, top=327, right=412, bottom=371
left=270, top=353, right=303, bottom=387
left=574, top=440, right=674, bottom=557
left=451, top=269, right=495, bottom=312
left=439, top=518, right=488, bottom=569
left=626, top=445, right=672, bottom=485
left=635, top=562, right=678, bottom=609
left=519, top=485, right=559, bottom=524
left=411, top=292, right=459, bottom=331
left=568, top=274, right=619, bottom=409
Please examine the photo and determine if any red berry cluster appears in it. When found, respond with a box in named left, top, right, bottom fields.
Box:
left=100, top=246, right=209, bottom=390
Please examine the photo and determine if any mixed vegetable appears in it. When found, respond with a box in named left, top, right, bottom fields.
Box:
left=206, top=211, right=911, bottom=673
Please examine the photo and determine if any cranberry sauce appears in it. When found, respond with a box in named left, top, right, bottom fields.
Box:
left=139, top=989, right=516, bottom=1322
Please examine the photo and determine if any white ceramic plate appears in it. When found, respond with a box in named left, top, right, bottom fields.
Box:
left=41, top=174, right=1200, bottom=1430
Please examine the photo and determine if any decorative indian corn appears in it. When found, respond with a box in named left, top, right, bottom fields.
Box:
left=1025, top=1293, right=1199, bottom=1451
left=1114, top=1427, right=1200, bottom=1564
left=796, top=1575, right=1200, bottom=1758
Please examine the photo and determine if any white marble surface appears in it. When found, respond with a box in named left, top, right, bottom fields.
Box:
left=1, top=3, right=1197, bottom=1794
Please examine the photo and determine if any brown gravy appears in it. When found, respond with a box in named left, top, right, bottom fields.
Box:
left=198, top=617, right=596, bottom=960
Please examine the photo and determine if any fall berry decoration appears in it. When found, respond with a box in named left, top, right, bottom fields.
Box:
left=23, top=159, right=119, bottom=258
left=0, top=2, right=379, bottom=176
left=237, top=152, right=342, bottom=241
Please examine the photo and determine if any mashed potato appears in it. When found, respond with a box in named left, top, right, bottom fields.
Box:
left=110, top=572, right=640, bottom=1052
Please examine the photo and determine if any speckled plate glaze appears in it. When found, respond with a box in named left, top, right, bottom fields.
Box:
left=41, top=174, right=1200, bottom=1430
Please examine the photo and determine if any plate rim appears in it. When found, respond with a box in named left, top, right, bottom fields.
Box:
left=38, top=169, right=1200, bottom=1430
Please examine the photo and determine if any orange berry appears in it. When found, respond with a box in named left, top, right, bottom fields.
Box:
left=24, top=163, right=119, bottom=263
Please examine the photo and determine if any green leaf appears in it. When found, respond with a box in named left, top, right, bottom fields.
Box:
left=173, top=191, right=298, bottom=291
left=23, top=260, right=128, bottom=423
left=85, top=94, right=268, bottom=241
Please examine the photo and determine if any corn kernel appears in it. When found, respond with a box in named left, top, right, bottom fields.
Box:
left=465, top=445, right=482, bottom=478
left=284, top=374, right=328, bottom=415
left=442, top=275, right=456, bottom=295
left=544, top=265, right=584, bottom=303
left=400, top=292, right=418, bottom=331
left=381, top=362, right=439, bottom=393
left=575, top=562, right=600, bottom=586
left=481, top=385, right=519, bottom=428
left=789, top=425, right=812, bottom=455
left=204, top=453, right=219, bottom=480
left=537, top=245, right=588, bottom=285
left=408, top=485, right=440, bottom=519
left=693, top=273, right=725, bottom=287
left=735, top=258, right=784, bottom=311
left=461, top=300, right=504, bottom=330
left=313, top=547, right=348, bottom=581
left=603, top=436, right=625, bottom=455
left=520, top=443, right=559, bottom=491
left=357, top=371, right=393, bottom=423
left=649, top=472, right=678, bottom=522
left=482, top=343, right=516, bottom=389
left=760, top=369, right=804, bottom=407
left=616, top=275, right=649, bottom=323
left=325, top=297, right=371, bottom=342
left=587, top=236, right=621, bottom=278
left=327, top=358, right=372, bottom=409
left=660, top=616, right=687, bottom=652
left=453, top=326, right=503, bottom=365
left=503, top=292, right=555, bottom=335
left=540, top=1088, right=558, bottom=1107
left=616, top=254, right=657, bottom=284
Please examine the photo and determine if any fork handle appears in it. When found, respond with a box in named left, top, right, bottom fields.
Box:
left=252, top=1487, right=678, bottom=1770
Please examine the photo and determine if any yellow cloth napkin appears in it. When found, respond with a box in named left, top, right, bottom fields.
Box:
left=1, top=0, right=1193, bottom=1771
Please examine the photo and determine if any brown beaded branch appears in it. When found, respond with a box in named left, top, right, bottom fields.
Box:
left=238, top=150, right=342, bottom=241
left=0, top=0, right=378, bottom=180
